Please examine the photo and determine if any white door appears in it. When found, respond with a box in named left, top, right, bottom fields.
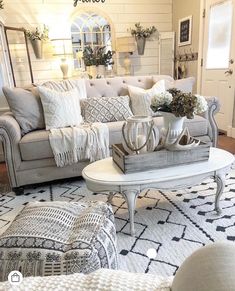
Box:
left=201, top=0, right=235, bottom=133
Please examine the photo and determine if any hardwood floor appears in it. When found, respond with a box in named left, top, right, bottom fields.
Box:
left=0, top=135, right=235, bottom=187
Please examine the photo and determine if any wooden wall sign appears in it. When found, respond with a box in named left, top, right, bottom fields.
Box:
left=178, top=15, right=192, bottom=46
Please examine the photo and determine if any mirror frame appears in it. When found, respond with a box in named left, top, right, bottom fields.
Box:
left=4, top=26, right=34, bottom=87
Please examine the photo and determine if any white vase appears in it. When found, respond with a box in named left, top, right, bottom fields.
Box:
left=97, top=65, right=105, bottom=77
left=161, top=112, right=185, bottom=143
left=90, top=65, right=97, bottom=79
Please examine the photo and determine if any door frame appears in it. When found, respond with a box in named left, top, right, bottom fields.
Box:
left=197, top=0, right=206, bottom=93
left=198, top=0, right=235, bottom=136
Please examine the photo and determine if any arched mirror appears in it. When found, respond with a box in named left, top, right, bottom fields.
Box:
left=71, top=11, right=113, bottom=69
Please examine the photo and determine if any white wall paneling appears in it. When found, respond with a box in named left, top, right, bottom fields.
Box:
left=0, top=0, right=172, bottom=83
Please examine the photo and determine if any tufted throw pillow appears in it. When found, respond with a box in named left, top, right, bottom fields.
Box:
left=128, top=79, right=166, bottom=116
left=38, top=86, right=83, bottom=130
left=81, top=95, right=133, bottom=123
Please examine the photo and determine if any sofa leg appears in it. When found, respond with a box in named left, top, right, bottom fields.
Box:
left=12, top=187, right=24, bottom=196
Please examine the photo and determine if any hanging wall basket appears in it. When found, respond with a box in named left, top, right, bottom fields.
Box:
left=31, top=39, right=43, bottom=59
left=136, top=37, right=146, bottom=55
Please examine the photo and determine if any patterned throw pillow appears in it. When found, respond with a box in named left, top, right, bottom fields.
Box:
left=128, top=79, right=166, bottom=116
left=38, top=86, right=83, bottom=130
left=81, top=95, right=133, bottom=123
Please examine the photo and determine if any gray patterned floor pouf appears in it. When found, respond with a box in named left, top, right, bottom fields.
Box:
left=0, top=200, right=118, bottom=282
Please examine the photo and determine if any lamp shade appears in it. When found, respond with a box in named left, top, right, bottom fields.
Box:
left=116, top=37, right=136, bottom=53
left=51, top=38, right=73, bottom=56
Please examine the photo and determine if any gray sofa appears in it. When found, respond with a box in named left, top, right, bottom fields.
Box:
left=0, top=75, right=219, bottom=194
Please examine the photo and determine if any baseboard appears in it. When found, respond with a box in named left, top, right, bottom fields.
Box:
left=227, top=126, right=235, bottom=138
left=232, top=128, right=235, bottom=139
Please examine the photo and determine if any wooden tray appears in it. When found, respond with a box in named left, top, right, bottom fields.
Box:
left=112, top=141, right=210, bottom=174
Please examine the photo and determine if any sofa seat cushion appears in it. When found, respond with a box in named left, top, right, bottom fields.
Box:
left=19, top=115, right=208, bottom=161
left=0, top=201, right=118, bottom=281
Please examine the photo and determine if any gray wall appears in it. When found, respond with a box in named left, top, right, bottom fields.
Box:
left=172, top=0, right=201, bottom=92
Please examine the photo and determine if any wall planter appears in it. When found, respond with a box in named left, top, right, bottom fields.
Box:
left=136, top=37, right=146, bottom=55
left=31, top=39, right=42, bottom=59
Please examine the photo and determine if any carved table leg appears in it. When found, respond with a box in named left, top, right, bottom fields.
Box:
left=122, top=190, right=139, bottom=237
left=214, top=173, right=226, bottom=214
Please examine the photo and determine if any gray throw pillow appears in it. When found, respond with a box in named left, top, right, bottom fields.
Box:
left=81, top=95, right=133, bottom=123
left=2, top=87, right=45, bottom=135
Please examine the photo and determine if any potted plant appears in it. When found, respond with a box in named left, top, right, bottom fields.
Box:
left=83, top=46, right=97, bottom=78
left=25, top=25, right=49, bottom=59
left=83, top=46, right=115, bottom=78
left=130, top=22, right=157, bottom=55
left=151, top=88, right=208, bottom=142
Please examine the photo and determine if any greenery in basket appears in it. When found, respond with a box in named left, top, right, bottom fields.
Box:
left=25, top=25, right=49, bottom=41
left=83, top=46, right=115, bottom=67
left=0, top=1, right=3, bottom=9
left=130, top=22, right=157, bottom=39
left=151, top=88, right=208, bottom=119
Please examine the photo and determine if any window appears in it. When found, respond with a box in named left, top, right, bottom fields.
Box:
left=71, top=12, right=113, bottom=69
left=206, top=0, right=233, bottom=69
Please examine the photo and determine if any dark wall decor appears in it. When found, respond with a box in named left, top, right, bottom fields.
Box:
left=178, top=15, right=192, bottom=47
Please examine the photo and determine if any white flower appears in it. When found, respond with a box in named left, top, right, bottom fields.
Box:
left=194, top=94, right=208, bottom=114
left=151, top=91, right=173, bottom=108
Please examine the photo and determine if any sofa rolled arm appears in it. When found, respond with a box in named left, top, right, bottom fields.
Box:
left=201, top=96, right=220, bottom=147
left=0, top=112, right=22, bottom=188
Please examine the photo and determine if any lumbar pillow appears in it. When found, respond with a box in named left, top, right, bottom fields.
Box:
left=164, top=77, right=195, bottom=93
left=2, top=86, right=45, bottom=135
left=38, top=86, right=83, bottom=130
left=128, top=79, right=166, bottom=116
left=81, top=96, right=133, bottom=123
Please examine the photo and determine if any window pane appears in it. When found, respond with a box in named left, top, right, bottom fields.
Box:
left=206, top=0, right=233, bottom=69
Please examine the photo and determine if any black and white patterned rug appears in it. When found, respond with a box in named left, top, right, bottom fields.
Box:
left=1, top=168, right=235, bottom=277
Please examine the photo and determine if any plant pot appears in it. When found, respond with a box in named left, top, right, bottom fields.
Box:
left=97, top=65, right=105, bottom=78
left=89, top=65, right=97, bottom=79
left=31, top=39, right=42, bottom=59
left=161, top=112, right=185, bottom=143
left=136, top=37, right=146, bottom=55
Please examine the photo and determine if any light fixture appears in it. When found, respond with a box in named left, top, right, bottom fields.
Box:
left=51, top=38, right=73, bottom=79
left=116, top=36, right=136, bottom=75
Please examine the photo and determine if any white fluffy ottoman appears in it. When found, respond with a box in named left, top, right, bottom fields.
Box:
left=0, top=200, right=118, bottom=282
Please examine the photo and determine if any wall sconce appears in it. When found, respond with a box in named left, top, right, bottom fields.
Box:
left=116, top=36, right=136, bottom=75
left=51, top=38, right=73, bottom=79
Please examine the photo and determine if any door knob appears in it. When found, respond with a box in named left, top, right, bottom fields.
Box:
left=229, top=59, right=234, bottom=64
left=225, top=69, right=233, bottom=75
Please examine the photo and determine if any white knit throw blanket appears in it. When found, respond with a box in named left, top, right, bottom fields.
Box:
left=49, top=123, right=110, bottom=167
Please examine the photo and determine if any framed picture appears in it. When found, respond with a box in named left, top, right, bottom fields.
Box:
left=178, top=15, right=192, bottom=46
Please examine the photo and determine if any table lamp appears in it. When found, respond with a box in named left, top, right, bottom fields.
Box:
left=51, top=38, right=73, bottom=79
left=116, top=37, right=136, bottom=75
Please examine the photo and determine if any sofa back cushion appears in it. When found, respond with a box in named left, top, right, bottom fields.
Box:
left=85, top=75, right=173, bottom=98
left=2, top=87, right=45, bottom=135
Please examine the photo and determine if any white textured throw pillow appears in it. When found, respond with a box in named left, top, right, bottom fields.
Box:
left=38, top=86, right=83, bottom=130
left=164, top=77, right=195, bottom=93
left=128, top=79, right=166, bottom=116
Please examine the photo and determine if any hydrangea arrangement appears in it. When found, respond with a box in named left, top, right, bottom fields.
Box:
left=151, top=88, right=208, bottom=119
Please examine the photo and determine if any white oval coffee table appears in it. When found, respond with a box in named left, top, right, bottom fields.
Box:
left=82, top=148, right=234, bottom=236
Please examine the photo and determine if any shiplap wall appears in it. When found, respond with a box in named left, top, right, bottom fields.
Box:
left=1, top=0, right=172, bottom=84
